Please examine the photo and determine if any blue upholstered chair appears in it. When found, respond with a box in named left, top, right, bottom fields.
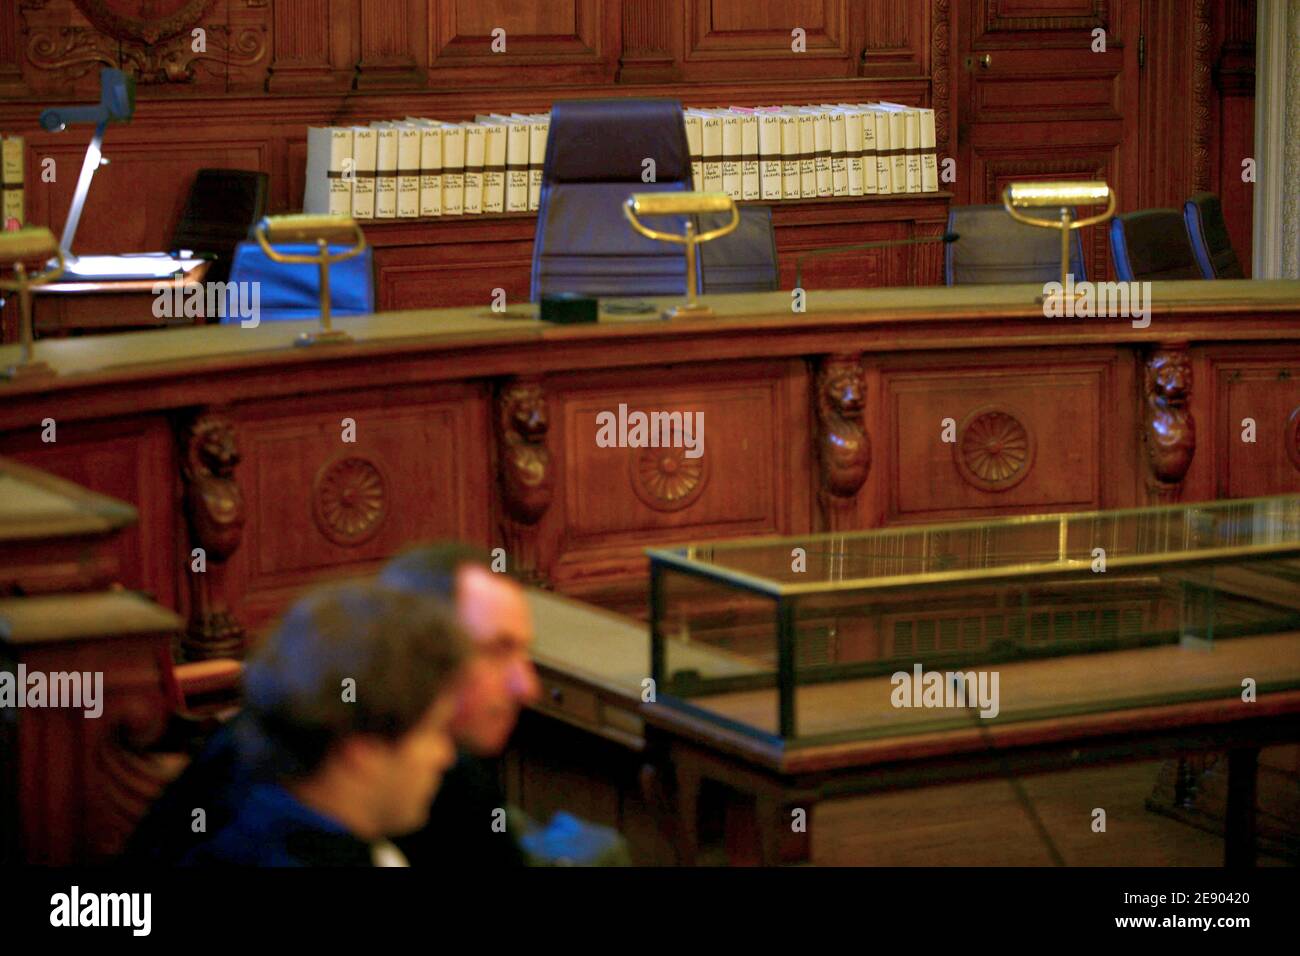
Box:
left=531, top=98, right=694, bottom=300
left=1183, top=193, right=1244, bottom=279
left=1109, top=210, right=1202, bottom=282
left=945, top=204, right=1087, bottom=285
left=225, top=241, right=375, bottom=324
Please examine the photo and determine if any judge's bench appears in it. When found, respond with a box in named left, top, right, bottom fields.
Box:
left=3, top=279, right=1300, bottom=863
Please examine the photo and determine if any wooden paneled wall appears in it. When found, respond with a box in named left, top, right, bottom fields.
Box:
left=0, top=1, right=1255, bottom=275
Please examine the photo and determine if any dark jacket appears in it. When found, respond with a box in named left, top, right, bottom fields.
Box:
left=393, top=753, right=526, bottom=867
left=180, top=782, right=374, bottom=867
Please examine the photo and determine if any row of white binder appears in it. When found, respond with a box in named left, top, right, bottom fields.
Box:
left=685, top=103, right=940, bottom=199
left=303, top=114, right=550, bottom=219
left=302, top=101, right=941, bottom=221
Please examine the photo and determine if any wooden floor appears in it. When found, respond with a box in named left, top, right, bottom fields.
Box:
left=811, top=755, right=1298, bottom=866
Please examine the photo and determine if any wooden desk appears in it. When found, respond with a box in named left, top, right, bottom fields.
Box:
left=0, top=281, right=1298, bottom=654
left=0, top=260, right=210, bottom=341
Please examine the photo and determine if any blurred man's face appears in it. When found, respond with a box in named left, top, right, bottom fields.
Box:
left=453, top=565, right=540, bottom=754
left=371, top=693, right=459, bottom=836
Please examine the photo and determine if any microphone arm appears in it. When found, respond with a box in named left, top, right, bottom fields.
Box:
left=794, top=231, right=960, bottom=290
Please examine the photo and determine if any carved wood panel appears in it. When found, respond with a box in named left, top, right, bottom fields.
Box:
left=4, top=417, right=179, bottom=612
left=547, top=360, right=811, bottom=598
left=1216, top=362, right=1300, bottom=499
left=681, top=0, right=857, bottom=79
left=884, top=361, right=1114, bottom=522
left=227, top=382, right=491, bottom=631
left=429, top=0, right=619, bottom=86
left=268, top=0, right=354, bottom=92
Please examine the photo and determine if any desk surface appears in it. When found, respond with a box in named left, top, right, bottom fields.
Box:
left=2, top=279, right=1298, bottom=397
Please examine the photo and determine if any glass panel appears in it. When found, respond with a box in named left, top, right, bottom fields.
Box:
left=655, top=563, right=781, bottom=741
left=648, top=495, right=1300, bottom=747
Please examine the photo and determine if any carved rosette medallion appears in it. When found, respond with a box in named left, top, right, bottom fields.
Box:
left=1286, top=406, right=1300, bottom=474
left=312, top=455, right=388, bottom=546
left=954, top=406, right=1035, bottom=492
left=631, top=445, right=710, bottom=512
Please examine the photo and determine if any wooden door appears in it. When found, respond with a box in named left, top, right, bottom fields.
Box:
left=955, top=0, right=1141, bottom=282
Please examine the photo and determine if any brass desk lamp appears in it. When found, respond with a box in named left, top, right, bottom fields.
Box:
left=0, top=228, right=65, bottom=382
left=622, top=192, right=740, bottom=319
left=252, top=214, right=367, bottom=347
left=1001, top=181, right=1115, bottom=303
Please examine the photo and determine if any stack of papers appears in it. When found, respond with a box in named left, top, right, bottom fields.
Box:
left=55, top=252, right=206, bottom=283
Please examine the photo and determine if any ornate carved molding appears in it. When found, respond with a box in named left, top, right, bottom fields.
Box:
left=312, top=454, right=388, bottom=546
left=954, top=406, right=1035, bottom=492
left=179, top=409, right=245, bottom=660
left=1191, top=0, right=1213, bottom=193
left=816, top=353, right=870, bottom=531
left=496, top=377, right=553, bottom=583
left=930, top=0, right=952, bottom=156
left=980, top=0, right=1109, bottom=34
left=71, top=0, right=215, bottom=45
left=1143, top=348, right=1196, bottom=501
left=24, top=4, right=268, bottom=85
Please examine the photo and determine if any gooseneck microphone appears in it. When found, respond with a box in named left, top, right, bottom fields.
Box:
left=794, top=230, right=960, bottom=290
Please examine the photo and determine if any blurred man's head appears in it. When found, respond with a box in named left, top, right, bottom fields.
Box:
left=236, top=584, right=469, bottom=840
left=380, top=543, right=540, bottom=755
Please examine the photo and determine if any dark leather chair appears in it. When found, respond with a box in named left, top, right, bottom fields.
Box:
left=945, top=204, right=1087, bottom=285
left=1109, top=209, right=1202, bottom=281
left=700, top=205, right=779, bottom=293
left=531, top=99, right=694, bottom=300
left=170, top=169, right=269, bottom=286
left=1183, top=193, right=1244, bottom=279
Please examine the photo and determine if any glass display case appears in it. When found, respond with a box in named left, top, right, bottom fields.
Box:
left=647, top=495, right=1300, bottom=748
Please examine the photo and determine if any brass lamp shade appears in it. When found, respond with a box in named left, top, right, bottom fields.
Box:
left=622, top=191, right=740, bottom=320
left=252, top=214, right=367, bottom=347
left=0, top=228, right=66, bottom=382
left=1001, top=180, right=1116, bottom=300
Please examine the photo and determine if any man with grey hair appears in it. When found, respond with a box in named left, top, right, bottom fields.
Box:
left=181, top=584, right=468, bottom=866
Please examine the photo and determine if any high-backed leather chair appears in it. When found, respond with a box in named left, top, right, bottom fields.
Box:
left=700, top=205, right=779, bottom=293
left=945, top=204, right=1087, bottom=285
left=226, top=241, right=374, bottom=323
left=170, top=169, right=269, bottom=286
left=531, top=99, right=693, bottom=300
left=1109, top=209, right=1202, bottom=282
left=1183, top=193, right=1244, bottom=279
